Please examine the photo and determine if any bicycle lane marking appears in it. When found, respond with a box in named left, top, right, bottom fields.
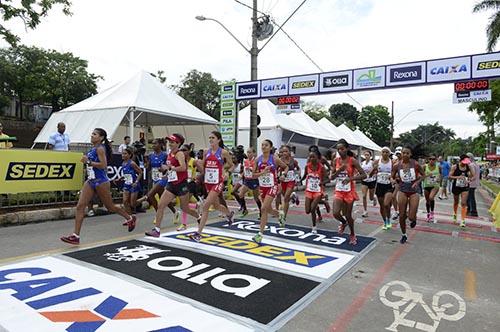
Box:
left=328, top=231, right=417, bottom=332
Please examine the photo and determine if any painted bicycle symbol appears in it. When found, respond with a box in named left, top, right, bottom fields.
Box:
left=379, top=280, right=466, bottom=332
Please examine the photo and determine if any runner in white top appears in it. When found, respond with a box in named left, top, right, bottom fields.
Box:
left=372, top=147, right=395, bottom=230
left=360, top=150, right=377, bottom=217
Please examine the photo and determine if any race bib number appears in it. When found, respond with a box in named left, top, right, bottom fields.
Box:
left=335, top=172, right=351, bottom=192
left=400, top=168, right=416, bottom=183
left=167, top=170, right=178, bottom=182
left=87, top=166, right=95, bottom=180
left=124, top=173, right=133, bottom=185
left=428, top=175, right=438, bottom=185
left=232, top=173, right=241, bottom=184
left=151, top=167, right=161, bottom=181
left=456, top=177, right=468, bottom=187
left=244, top=167, right=253, bottom=178
left=377, top=172, right=391, bottom=185
left=204, top=168, right=219, bottom=184
left=259, top=173, right=275, bottom=187
left=285, top=170, right=295, bottom=182
left=307, top=176, right=321, bottom=193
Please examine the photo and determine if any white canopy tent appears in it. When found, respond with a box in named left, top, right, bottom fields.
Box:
left=34, top=71, right=218, bottom=146
left=316, top=118, right=342, bottom=142
left=353, top=129, right=382, bottom=151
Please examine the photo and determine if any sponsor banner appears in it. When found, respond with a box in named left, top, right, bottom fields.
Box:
left=486, top=154, right=500, bottom=160
left=261, top=78, right=289, bottom=97
left=452, top=89, right=491, bottom=104
left=288, top=74, right=319, bottom=95
left=427, top=56, right=471, bottom=82
left=220, top=126, right=235, bottom=134
left=472, top=53, right=500, bottom=78
left=155, top=228, right=354, bottom=280
left=220, top=118, right=235, bottom=126
left=236, top=81, right=260, bottom=99
left=221, top=101, right=235, bottom=109
left=210, top=219, right=376, bottom=253
left=353, top=66, right=385, bottom=90
left=386, top=62, right=426, bottom=86
left=222, top=134, right=234, bottom=143
left=319, top=70, right=353, bottom=92
left=66, top=240, right=319, bottom=325
left=0, top=149, right=84, bottom=194
left=0, top=257, right=251, bottom=331
left=276, top=103, right=302, bottom=114
left=220, top=82, right=237, bottom=149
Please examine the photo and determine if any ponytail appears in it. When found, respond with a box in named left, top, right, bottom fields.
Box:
left=95, top=128, right=112, bottom=161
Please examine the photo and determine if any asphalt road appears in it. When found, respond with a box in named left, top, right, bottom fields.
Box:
left=0, top=186, right=498, bottom=332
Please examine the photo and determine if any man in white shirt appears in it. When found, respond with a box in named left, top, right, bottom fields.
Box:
left=48, top=122, right=70, bottom=151
left=118, top=136, right=131, bottom=153
left=466, top=152, right=480, bottom=217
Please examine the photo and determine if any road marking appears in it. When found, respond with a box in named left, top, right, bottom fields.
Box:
left=379, top=280, right=466, bottom=332
left=464, top=269, right=477, bottom=301
left=328, top=232, right=417, bottom=332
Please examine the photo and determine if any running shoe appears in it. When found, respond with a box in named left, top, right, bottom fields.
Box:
left=438, top=195, right=443, bottom=200
left=430, top=211, right=435, bottom=223
left=252, top=233, right=263, bottom=244
left=240, top=209, right=249, bottom=217
left=127, top=215, right=137, bottom=232
left=278, top=210, right=286, bottom=227
left=361, top=211, right=368, bottom=218
left=392, top=212, right=399, bottom=220
left=460, top=220, right=466, bottom=228
left=386, top=219, right=393, bottom=229
left=188, top=232, right=202, bottom=242
left=60, top=234, right=80, bottom=245
left=311, top=226, right=318, bottom=234
left=382, top=220, right=388, bottom=230
left=87, top=209, right=95, bottom=217
left=410, top=220, right=416, bottom=228
left=145, top=228, right=160, bottom=238
left=452, top=214, right=457, bottom=224
left=290, top=192, right=297, bottom=205
left=426, top=213, right=431, bottom=223
left=400, top=234, right=407, bottom=244
left=226, top=211, right=235, bottom=226
left=176, top=224, right=187, bottom=232
left=338, top=222, right=346, bottom=235
left=295, top=194, right=300, bottom=206
left=349, top=234, right=357, bottom=245
left=172, top=211, right=180, bottom=225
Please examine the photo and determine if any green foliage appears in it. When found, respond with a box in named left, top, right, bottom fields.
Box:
left=357, top=105, right=391, bottom=146
left=398, top=122, right=456, bottom=157
left=174, top=70, right=220, bottom=120
left=303, top=101, right=329, bottom=121
left=473, top=0, right=500, bottom=51
left=328, top=103, right=358, bottom=129
left=0, top=0, right=72, bottom=45
left=0, top=45, right=101, bottom=118
left=468, top=79, right=500, bottom=148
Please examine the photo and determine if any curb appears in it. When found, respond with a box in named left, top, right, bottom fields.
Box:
left=0, top=207, right=77, bottom=226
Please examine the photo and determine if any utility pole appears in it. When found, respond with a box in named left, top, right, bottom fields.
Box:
left=390, top=101, right=394, bottom=151
left=249, top=0, right=258, bottom=150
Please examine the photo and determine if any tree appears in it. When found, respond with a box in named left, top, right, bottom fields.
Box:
left=302, top=101, right=329, bottom=121
left=398, top=122, right=456, bottom=157
left=0, top=0, right=72, bottom=45
left=357, top=105, right=391, bottom=146
left=469, top=79, right=500, bottom=152
left=328, top=103, right=358, bottom=129
left=473, top=0, right=500, bottom=51
left=174, top=70, right=220, bottom=120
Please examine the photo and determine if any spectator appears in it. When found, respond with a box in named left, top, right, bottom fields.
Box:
left=466, top=152, right=480, bottom=216
left=48, top=122, right=70, bottom=151
left=0, top=122, right=13, bottom=149
left=118, top=136, right=131, bottom=153
left=438, top=156, right=451, bottom=200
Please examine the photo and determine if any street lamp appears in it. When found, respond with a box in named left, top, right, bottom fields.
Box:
left=195, top=16, right=250, bottom=54
left=390, top=107, right=424, bottom=150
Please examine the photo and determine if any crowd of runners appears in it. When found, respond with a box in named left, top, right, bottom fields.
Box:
left=61, top=128, right=478, bottom=246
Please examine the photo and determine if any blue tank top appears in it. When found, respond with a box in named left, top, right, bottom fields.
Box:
left=122, top=160, right=138, bottom=185
left=206, top=147, right=224, bottom=164
left=149, top=151, right=167, bottom=168
left=87, top=146, right=108, bottom=181
left=257, top=154, right=276, bottom=170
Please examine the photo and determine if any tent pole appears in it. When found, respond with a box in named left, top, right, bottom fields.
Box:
left=286, top=132, right=295, bottom=145
left=129, top=107, right=135, bottom=141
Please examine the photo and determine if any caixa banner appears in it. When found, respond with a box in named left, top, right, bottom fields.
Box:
left=0, top=149, right=84, bottom=194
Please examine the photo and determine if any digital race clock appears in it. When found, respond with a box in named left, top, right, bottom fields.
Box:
left=277, top=96, right=301, bottom=105
left=454, top=80, right=489, bottom=93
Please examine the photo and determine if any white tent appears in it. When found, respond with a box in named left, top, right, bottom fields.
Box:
left=316, top=118, right=342, bottom=141
left=34, top=71, right=218, bottom=145
left=353, top=129, right=382, bottom=151
left=335, top=123, right=361, bottom=147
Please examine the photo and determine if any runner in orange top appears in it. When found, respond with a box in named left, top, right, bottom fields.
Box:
left=302, top=148, right=325, bottom=234
left=278, top=145, right=300, bottom=224
left=330, top=139, right=367, bottom=245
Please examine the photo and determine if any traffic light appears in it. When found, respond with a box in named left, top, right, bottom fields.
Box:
left=257, top=128, right=261, bottom=138
left=257, top=115, right=261, bottom=138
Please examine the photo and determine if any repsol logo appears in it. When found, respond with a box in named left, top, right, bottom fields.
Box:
left=172, top=232, right=336, bottom=267
left=430, top=64, right=467, bottom=75
left=477, top=60, right=500, bottom=70
left=292, top=80, right=315, bottom=89
left=6, top=162, right=75, bottom=180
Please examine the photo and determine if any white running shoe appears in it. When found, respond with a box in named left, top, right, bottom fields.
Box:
left=311, top=226, right=317, bottom=234
left=392, top=212, right=399, bottom=220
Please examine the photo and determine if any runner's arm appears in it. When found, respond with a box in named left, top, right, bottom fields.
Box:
left=91, top=146, right=108, bottom=169
left=171, top=151, right=187, bottom=172
left=223, top=150, right=235, bottom=173
left=131, top=161, right=143, bottom=186
left=352, top=159, right=367, bottom=181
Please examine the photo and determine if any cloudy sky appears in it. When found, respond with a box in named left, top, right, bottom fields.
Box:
left=1, top=0, right=494, bottom=138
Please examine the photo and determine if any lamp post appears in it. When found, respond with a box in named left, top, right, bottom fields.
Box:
left=390, top=104, right=424, bottom=150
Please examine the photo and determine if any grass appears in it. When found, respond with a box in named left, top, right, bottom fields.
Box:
left=481, top=179, right=500, bottom=195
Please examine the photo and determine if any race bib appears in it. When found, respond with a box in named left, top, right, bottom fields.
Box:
left=400, top=168, right=416, bottom=183
left=244, top=167, right=253, bottom=178
left=259, top=173, right=275, bottom=187
left=335, top=172, right=351, bottom=192
left=232, top=173, right=241, bottom=184
left=87, top=166, right=95, bottom=180
left=204, top=168, right=219, bottom=184
left=124, top=173, right=133, bottom=185
left=456, top=177, right=468, bottom=187
left=307, top=176, right=321, bottom=193
left=377, top=172, right=391, bottom=185
left=167, top=170, right=178, bottom=182
left=151, top=167, right=161, bottom=181
left=428, top=175, right=438, bottom=185
left=285, top=170, right=295, bottom=182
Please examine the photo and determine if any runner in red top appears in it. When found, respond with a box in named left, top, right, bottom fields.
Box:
left=190, top=131, right=234, bottom=242
left=252, top=139, right=288, bottom=244
left=278, top=145, right=300, bottom=224
left=331, top=139, right=367, bottom=245
left=302, top=148, right=325, bottom=234
left=234, top=147, right=262, bottom=217
left=145, top=133, right=201, bottom=238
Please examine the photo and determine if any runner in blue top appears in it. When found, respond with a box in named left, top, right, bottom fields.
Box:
left=438, top=156, right=451, bottom=200
left=61, top=128, right=137, bottom=245
left=119, top=147, right=143, bottom=215
left=137, top=138, right=179, bottom=224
